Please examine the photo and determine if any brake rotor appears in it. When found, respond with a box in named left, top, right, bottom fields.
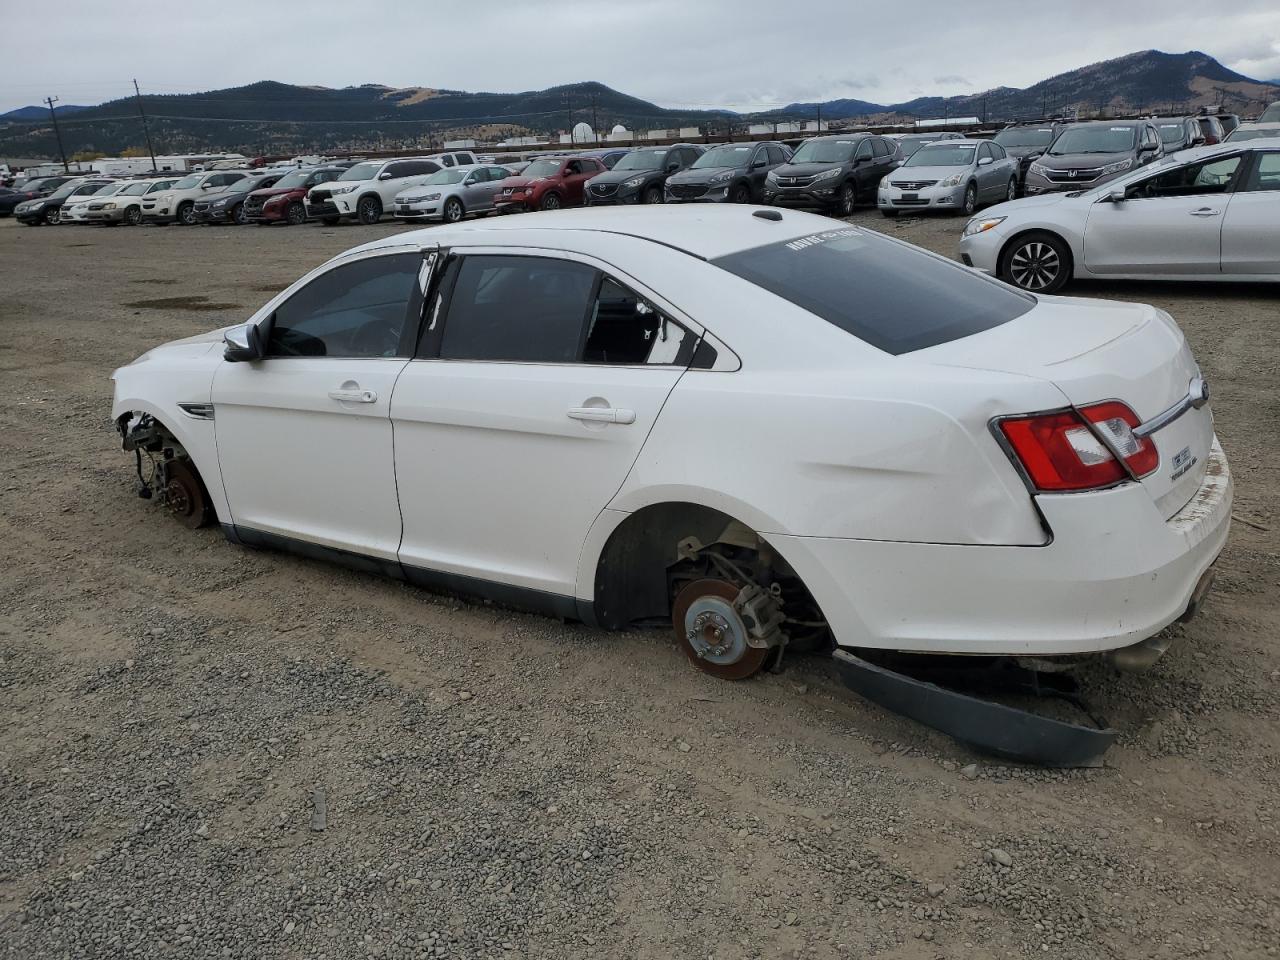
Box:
left=672, top=579, right=771, bottom=681
left=163, top=459, right=210, bottom=530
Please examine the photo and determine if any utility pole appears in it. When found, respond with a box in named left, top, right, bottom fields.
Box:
left=590, top=92, right=599, bottom=140
left=133, top=79, right=158, bottom=171
left=816, top=103, right=822, bottom=132
left=565, top=92, right=572, bottom=139
left=45, top=96, right=69, bottom=172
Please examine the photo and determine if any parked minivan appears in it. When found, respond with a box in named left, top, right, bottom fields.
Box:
left=1023, top=120, right=1163, bottom=194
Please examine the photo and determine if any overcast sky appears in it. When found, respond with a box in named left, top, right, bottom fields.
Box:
left=2, top=1, right=1278, bottom=114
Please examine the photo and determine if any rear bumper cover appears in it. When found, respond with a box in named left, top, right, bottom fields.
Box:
left=771, top=439, right=1231, bottom=656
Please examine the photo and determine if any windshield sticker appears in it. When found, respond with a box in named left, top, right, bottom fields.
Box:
left=784, top=228, right=860, bottom=252
left=1110, top=127, right=1130, bottom=132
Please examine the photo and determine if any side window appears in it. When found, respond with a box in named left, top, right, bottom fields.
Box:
left=855, top=140, right=872, bottom=161
left=380, top=163, right=402, bottom=180
left=1241, top=152, right=1280, bottom=192
left=766, top=144, right=787, bottom=165
left=488, top=166, right=509, bottom=180
left=564, top=159, right=583, bottom=175
left=440, top=155, right=455, bottom=167
left=584, top=277, right=695, bottom=365
left=870, top=138, right=888, bottom=158
left=267, top=253, right=421, bottom=359
left=467, top=167, right=487, bottom=183
left=439, top=256, right=597, bottom=363
left=1128, top=155, right=1242, bottom=199
left=989, top=142, right=1006, bottom=160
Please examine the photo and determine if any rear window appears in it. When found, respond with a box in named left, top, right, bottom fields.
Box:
left=712, top=228, right=1034, bottom=355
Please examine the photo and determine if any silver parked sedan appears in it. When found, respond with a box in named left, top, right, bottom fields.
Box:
left=878, top=140, right=1017, bottom=217
left=959, top=139, right=1280, bottom=292
left=392, top=165, right=512, bottom=223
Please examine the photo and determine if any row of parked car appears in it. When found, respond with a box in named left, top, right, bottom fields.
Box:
left=5, top=111, right=1277, bottom=232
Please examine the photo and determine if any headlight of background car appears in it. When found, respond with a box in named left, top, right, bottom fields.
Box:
left=424, top=193, right=441, bottom=201
left=709, top=170, right=733, bottom=184
left=962, top=215, right=1006, bottom=237
left=212, top=198, right=229, bottom=208
left=1100, top=158, right=1133, bottom=176
left=622, top=177, right=646, bottom=189
left=1028, top=162, right=1048, bottom=177
left=940, top=172, right=966, bottom=187
left=331, top=184, right=358, bottom=195
left=103, top=203, right=117, bottom=210
left=812, top=168, right=842, bottom=182
left=766, top=170, right=779, bottom=183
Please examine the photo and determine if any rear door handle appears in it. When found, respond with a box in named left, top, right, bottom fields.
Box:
left=1189, top=207, right=1220, bottom=217
left=329, top=388, right=377, bottom=403
left=567, top=406, right=636, bottom=425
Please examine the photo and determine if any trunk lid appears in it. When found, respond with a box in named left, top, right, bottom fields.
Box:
left=917, top=296, right=1211, bottom=518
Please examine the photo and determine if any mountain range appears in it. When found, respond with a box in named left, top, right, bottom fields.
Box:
left=1, top=50, right=1276, bottom=160
left=779, top=50, right=1280, bottom=120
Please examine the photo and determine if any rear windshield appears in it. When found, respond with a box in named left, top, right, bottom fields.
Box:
left=1157, top=123, right=1188, bottom=143
left=993, top=128, right=1054, bottom=148
left=712, top=229, right=1033, bottom=355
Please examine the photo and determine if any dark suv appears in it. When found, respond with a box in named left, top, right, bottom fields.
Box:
left=1152, top=117, right=1206, bottom=155
left=1023, top=120, right=1163, bottom=194
left=664, top=141, right=791, bottom=204
left=584, top=144, right=703, bottom=205
left=991, top=123, right=1065, bottom=192
left=764, top=134, right=899, bottom=215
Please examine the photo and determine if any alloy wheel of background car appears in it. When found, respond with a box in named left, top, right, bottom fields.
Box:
left=731, top=184, right=751, bottom=204
left=838, top=183, right=855, bottom=217
left=124, top=206, right=141, bottom=226
left=962, top=184, right=977, bottom=216
left=1006, top=179, right=1017, bottom=202
left=178, top=203, right=195, bottom=225
left=1001, top=234, right=1070, bottom=293
left=358, top=197, right=381, bottom=224
left=44, top=208, right=59, bottom=225
left=672, top=579, right=771, bottom=681
left=233, top=203, right=248, bottom=225
left=540, top=192, right=561, bottom=211
left=643, top=185, right=663, bottom=204
left=444, top=197, right=465, bottom=222
left=286, top=202, right=306, bottom=225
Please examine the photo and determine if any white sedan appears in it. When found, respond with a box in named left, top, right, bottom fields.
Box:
left=960, top=138, right=1280, bottom=291
left=112, top=206, right=1230, bottom=682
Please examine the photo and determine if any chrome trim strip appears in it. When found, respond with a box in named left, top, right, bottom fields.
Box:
left=1133, top=376, right=1209, bottom=439
left=178, top=402, right=215, bottom=420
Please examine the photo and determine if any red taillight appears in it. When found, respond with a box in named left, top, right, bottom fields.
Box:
left=998, top=401, right=1158, bottom=492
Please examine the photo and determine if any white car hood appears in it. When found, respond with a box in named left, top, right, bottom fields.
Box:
left=890, top=165, right=973, bottom=181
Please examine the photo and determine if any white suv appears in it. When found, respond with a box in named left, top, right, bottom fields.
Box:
left=304, top=158, right=443, bottom=225
left=142, top=170, right=248, bottom=225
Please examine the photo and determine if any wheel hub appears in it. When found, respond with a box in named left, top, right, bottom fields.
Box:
left=672, top=579, right=772, bottom=680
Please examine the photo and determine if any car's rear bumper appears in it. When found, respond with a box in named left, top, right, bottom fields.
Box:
left=770, top=439, right=1232, bottom=657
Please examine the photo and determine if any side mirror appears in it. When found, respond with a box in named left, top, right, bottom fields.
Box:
left=891, top=159, right=904, bottom=168
left=752, top=159, right=767, bottom=169
left=201, top=183, right=213, bottom=189
left=667, top=162, right=680, bottom=173
left=978, top=156, right=994, bottom=166
left=223, top=322, right=265, bottom=363
left=1104, top=188, right=1126, bottom=204
left=378, top=171, right=393, bottom=180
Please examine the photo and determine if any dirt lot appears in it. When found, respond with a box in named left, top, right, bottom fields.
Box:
left=0, top=207, right=1277, bottom=960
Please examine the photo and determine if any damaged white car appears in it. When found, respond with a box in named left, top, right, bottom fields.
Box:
left=112, top=207, right=1230, bottom=758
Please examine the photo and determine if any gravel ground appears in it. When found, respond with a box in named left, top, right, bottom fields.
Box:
left=0, top=207, right=1277, bottom=960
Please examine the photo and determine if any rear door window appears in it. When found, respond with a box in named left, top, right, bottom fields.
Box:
left=713, top=229, right=1033, bottom=355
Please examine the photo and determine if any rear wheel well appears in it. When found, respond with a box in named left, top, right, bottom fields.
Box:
left=592, top=502, right=831, bottom=650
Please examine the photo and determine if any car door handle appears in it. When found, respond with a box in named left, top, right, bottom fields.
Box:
left=1189, top=207, right=1221, bottom=217
left=567, top=406, right=636, bottom=425
left=329, top=388, right=377, bottom=403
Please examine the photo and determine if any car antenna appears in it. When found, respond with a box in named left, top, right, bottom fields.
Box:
left=752, top=209, right=782, bottom=221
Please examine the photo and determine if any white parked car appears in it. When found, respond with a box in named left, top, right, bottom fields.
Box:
left=392, top=164, right=513, bottom=223
left=304, top=157, right=444, bottom=225
left=960, top=138, right=1280, bottom=291
left=67, top=177, right=178, bottom=225
left=112, top=207, right=1230, bottom=687
left=141, top=170, right=249, bottom=225
left=60, top=181, right=132, bottom=223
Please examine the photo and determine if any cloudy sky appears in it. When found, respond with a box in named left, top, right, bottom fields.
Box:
left=2, top=1, right=1278, bottom=114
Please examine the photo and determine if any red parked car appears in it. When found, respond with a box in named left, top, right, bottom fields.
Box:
left=493, top=156, right=606, bottom=213
left=244, top=166, right=346, bottom=225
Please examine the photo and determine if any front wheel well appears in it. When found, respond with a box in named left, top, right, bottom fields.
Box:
left=996, top=228, right=1075, bottom=287
left=116, top=410, right=216, bottom=526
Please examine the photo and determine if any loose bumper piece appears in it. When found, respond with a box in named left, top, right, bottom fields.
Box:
left=832, top=649, right=1117, bottom=767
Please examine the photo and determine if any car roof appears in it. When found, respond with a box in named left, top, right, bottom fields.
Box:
left=346, top=205, right=848, bottom=261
